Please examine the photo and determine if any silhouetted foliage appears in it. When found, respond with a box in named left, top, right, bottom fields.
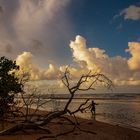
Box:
left=0, top=56, right=23, bottom=118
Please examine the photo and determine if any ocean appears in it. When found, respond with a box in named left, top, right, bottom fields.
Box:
left=38, top=93, right=140, bottom=131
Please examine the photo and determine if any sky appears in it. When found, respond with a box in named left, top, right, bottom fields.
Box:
left=0, top=0, right=140, bottom=93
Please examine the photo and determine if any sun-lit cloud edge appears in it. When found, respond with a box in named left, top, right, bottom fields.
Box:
left=16, top=35, right=140, bottom=88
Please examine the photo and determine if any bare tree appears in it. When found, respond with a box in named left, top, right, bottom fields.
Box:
left=0, top=86, right=52, bottom=134
left=0, top=68, right=113, bottom=138
left=40, top=69, right=112, bottom=125
left=20, top=87, right=48, bottom=122
left=36, top=69, right=112, bottom=139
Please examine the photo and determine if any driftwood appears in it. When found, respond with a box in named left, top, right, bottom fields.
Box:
left=0, top=69, right=112, bottom=139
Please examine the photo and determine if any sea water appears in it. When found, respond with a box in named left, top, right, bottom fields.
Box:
left=39, top=93, right=140, bottom=131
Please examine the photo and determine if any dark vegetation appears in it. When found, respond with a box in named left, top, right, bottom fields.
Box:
left=0, top=56, right=112, bottom=140
left=0, top=57, right=23, bottom=119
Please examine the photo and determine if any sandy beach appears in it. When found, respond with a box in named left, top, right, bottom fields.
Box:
left=0, top=111, right=140, bottom=140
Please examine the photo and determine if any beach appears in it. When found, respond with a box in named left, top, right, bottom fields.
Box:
left=0, top=110, right=140, bottom=140
left=0, top=94, right=140, bottom=140
left=38, top=93, right=140, bottom=130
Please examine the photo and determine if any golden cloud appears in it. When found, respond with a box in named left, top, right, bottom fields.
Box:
left=127, top=42, right=140, bottom=71
left=15, top=36, right=140, bottom=87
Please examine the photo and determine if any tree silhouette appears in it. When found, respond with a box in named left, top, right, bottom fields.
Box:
left=0, top=56, right=23, bottom=119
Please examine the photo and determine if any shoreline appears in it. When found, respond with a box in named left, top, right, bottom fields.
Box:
left=76, top=114, right=140, bottom=132
left=98, top=119, right=140, bottom=132
left=0, top=109, right=140, bottom=140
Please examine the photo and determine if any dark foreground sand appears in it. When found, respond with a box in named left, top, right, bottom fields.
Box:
left=0, top=110, right=140, bottom=140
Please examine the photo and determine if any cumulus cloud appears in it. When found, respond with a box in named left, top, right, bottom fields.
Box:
left=70, top=37, right=124, bottom=75
left=63, top=36, right=140, bottom=86
left=15, top=36, right=140, bottom=87
left=16, top=51, right=62, bottom=80
left=69, top=36, right=133, bottom=84
left=70, top=35, right=98, bottom=70
left=1, top=1, right=140, bottom=90
left=43, top=64, right=61, bottom=80
left=126, top=42, right=140, bottom=71
left=120, top=5, right=140, bottom=20
left=16, top=52, right=40, bottom=80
